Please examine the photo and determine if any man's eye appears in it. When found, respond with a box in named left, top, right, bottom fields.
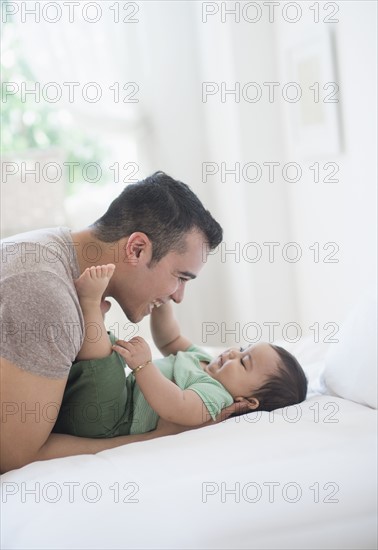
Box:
left=178, top=277, right=188, bottom=283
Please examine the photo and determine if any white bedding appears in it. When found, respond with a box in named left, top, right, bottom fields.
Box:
left=1, top=340, right=377, bottom=550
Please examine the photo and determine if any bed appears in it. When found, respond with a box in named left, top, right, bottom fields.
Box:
left=1, top=292, right=377, bottom=550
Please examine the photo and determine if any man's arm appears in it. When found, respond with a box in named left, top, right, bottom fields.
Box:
left=150, top=302, right=192, bottom=356
left=0, top=357, right=177, bottom=474
left=34, top=430, right=162, bottom=461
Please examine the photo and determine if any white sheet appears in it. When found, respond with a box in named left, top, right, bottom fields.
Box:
left=1, top=342, right=377, bottom=550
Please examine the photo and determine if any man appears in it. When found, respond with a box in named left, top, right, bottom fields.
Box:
left=0, top=171, right=223, bottom=473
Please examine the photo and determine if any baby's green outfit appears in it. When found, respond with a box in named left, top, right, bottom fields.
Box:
left=53, top=334, right=233, bottom=437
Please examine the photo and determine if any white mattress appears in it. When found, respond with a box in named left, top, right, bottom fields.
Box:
left=1, top=340, right=377, bottom=550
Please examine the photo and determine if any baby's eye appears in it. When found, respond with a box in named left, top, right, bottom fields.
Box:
left=239, top=347, right=247, bottom=369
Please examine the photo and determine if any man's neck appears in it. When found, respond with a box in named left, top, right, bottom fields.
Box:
left=70, top=228, right=111, bottom=274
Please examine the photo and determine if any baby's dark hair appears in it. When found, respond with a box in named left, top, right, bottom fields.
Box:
left=232, top=345, right=308, bottom=417
left=253, top=345, right=307, bottom=411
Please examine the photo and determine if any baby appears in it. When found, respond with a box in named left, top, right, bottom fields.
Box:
left=53, top=264, right=308, bottom=438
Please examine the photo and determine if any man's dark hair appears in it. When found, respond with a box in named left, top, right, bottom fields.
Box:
left=91, top=171, right=223, bottom=263
left=231, top=345, right=308, bottom=417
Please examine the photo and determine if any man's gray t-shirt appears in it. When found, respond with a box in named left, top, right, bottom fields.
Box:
left=0, top=227, right=84, bottom=379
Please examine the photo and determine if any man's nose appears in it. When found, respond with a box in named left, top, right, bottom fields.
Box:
left=170, top=284, right=185, bottom=304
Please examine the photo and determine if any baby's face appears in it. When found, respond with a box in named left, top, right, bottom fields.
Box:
left=204, top=343, right=281, bottom=399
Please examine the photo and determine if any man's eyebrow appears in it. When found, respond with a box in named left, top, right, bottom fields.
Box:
left=177, top=271, right=197, bottom=280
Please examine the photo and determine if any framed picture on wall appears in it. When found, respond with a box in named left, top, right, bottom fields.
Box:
left=285, top=27, right=342, bottom=159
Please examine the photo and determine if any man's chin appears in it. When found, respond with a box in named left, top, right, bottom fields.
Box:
left=120, top=308, right=144, bottom=324
left=113, top=301, right=148, bottom=324
left=126, top=315, right=140, bottom=324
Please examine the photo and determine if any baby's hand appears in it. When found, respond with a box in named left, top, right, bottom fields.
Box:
left=113, top=336, right=152, bottom=370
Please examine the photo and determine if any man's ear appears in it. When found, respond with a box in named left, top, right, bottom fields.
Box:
left=123, top=232, right=152, bottom=263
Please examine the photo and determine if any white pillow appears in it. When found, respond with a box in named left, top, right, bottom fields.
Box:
left=321, top=289, right=377, bottom=408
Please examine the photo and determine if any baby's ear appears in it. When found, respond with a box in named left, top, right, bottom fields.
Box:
left=217, top=399, right=260, bottom=422
left=235, top=396, right=260, bottom=412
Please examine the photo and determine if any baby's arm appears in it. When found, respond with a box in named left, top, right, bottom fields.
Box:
left=150, top=302, right=192, bottom=356
left=113, top=336, right=211, bottom=426
left=75, top=265, right=115, bottom=361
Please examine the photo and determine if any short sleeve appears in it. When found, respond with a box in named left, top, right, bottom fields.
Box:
left=173, top=350, right=234, bottom=420
left=0, top=272, right=83, bottom=379
left=187, top=382, right=234, bottom=420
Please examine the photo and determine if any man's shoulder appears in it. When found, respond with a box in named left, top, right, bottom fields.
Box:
left=1, top=226, right=72, bottom=247
left=1, top=226, right=80, bottom=281
left=0, top=270, right=84, bottom=378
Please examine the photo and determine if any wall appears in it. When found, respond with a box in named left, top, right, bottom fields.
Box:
left=276, top=1, right=377, bottom=333
left=128, top=2, right=298, bottom=347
